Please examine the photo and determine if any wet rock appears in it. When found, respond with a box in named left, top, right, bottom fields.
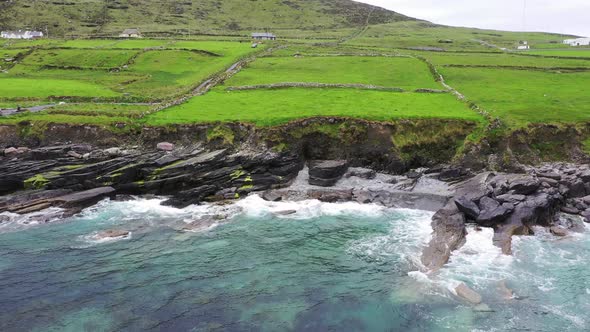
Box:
left=455, top=283, right=482, bottom=304
left=581, top=209, right=590, bottom=223
left=556, top=213, right=586, bottom=233
left=67, top=151, right=83, bottom=159
left=473, top=303, right=494, bottom=312
left=53, top=187, right=116, bottom=208
left=163, top=185, right=218, bottom=208
left=421, top=204, right=466, bottom=272
left=477, top=202, right=514, bottom=226
left=97, top=230, right=130, bottom=239
left=537, top=172, right=561, bottom=181
left=438, top=167, right=471, bottom=182
left=157, top=142, right=175, bottom=152
left=0, top=215, right=10, bottom=223
left=454, top=196, right=480, bottom=220
left=550, top=226, right=568, bottom=237
left=345, top=168, right=376, bottom=180
left=579, top=170, right=590, bottom=183
left=560, top=206, right=579, bottom=214
left=104, top=147, right=122, bottom=157
left=273, top=210, right=297, bottom=216
left=262, top=190, right=283, bottom=202
left=308, top=189, right=353, bottom=203
left=498, top=280, right=514, bottom=300
left=567, top=180, right=586, bottom=198
left=308, top=160, right=349, bottom=187
left=495, top=194, right=526, bottom=204
left=3, top=147, right=17, bottom=156
left=509, top=176, right=540, bottom=195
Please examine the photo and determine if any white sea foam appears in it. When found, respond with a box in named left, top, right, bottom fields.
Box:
left=347, top=208, right=433, bottom=267
left=234, top=194, right=388, bottom=219
left=0, top=207, right=65, bottom=233
left=438, top=226, right=513, bottom=290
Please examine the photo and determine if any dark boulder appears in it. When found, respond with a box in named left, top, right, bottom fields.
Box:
left=496, top=194, right=526, bottom=204
left=509, top=176, right=540, bottom=195
left=477, top=202, right=514, bottom=227
left=308, top=160, right=349, bottom=187
left=162, top=185, right=218, bottom=208
left=454, top=196, right=480, bottom=220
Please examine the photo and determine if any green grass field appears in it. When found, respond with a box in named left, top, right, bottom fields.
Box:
left=223, top=56, right=441, bottom=90
left=0, top=77, right=120, bottom=99
left=0, top=41, right=259, bottom=103
left=440, top=67, right=590, bottom=127
left=145, top=88, right=481, bottom=126
left=524, top=49, right=590, bottom=58
left=20, top=49, right=139, bottom=69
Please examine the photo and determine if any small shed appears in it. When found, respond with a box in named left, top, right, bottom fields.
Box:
left=119, top=28, right=142, bottom=38
left=252, top=32, right=276, bottom=41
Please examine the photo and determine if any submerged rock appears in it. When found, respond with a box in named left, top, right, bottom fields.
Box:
left=550, top=226, right=568, bottom=237
left=455, top=283, right=482, bottom=304
left=97, top=230, right=130, bottom=239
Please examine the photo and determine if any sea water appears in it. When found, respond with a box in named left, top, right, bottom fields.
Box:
left=0, top=195, right=589, bottom=331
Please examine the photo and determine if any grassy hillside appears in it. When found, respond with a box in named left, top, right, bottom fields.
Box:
left=0, top=0, right=412, bottom=38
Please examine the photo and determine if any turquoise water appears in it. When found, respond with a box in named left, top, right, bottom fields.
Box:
left=0, top=196, right=589, bottom=331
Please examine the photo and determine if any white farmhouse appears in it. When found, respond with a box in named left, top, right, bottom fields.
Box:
left=119, top=29, right=142, bottom=38
left=1, top=30, right=44, bottom=39
left=563, top=38, right=590, bottom=46
left=517, top=41, right=530, bottom=50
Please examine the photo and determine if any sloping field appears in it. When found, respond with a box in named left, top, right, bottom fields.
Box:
left=0, top=41, right=258, bottom=103
left=223, top=56, right=441, bottom=90
left=21, top=49, right=139, bottom=69
left=146, top=88, right=480, bottom=126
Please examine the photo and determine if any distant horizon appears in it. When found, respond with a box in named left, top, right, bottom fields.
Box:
left=359, top=0, right=590, bottom=38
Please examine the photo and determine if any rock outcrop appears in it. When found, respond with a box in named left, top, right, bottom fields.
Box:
left=423, top=163, right=590, bottom=271
left=308, top=160, right=349, bottom=187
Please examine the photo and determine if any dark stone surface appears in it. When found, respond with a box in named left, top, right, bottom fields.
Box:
left=308, top=160, right=349, bottom=187
left=454, top=196, right=480, bottom=220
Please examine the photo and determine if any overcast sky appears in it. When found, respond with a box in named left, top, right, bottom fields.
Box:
left=359, top=0, right=589, bottom=37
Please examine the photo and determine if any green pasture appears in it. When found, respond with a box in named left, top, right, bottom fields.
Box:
left=45, top=103, right=153, bottom=118
left=0, top=77, right=120, bottom=99
left=20, top=49, right=139, bottom=69
left=145, top=88, right=481, bottom=126
left=413, top=51, right=590, bottom=69
left=440, top=67, right=590, bottom=127
left=524, top=49, right=590, bottom=58
left=223, top=56, right=441, bottom=90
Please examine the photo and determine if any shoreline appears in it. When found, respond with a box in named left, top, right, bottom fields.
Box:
left=2, top=140, right=589, bottom=277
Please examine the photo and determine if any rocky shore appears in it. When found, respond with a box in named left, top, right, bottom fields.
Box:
left=1, top=142, right=589, bottom=277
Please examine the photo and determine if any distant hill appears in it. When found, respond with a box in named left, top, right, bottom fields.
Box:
left=0, top=0, right=415, bottom=38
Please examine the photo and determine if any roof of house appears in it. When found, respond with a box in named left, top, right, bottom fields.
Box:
left=1, top=30, right=43, bottom=36
left=121, top=28, right=140, bottom=35
left=252, top=32, right=276, bottom=38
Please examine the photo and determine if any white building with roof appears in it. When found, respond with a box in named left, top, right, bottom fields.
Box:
left=564, top=38, right=590, bottom=46
left=252, top=32, right=276, bottom=41
left=1, top=30, right=44, bottom=39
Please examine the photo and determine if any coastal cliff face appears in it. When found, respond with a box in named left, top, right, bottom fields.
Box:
left=2, top=118, right=590, bottom=280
